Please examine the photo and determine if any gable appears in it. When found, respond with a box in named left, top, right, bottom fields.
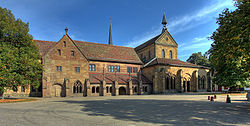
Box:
left=45, top=35, right=87, bottom=61
left=155, top=30, right=178, bottom=47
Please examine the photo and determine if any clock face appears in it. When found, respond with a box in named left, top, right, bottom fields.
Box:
left=166, top=37, right=168, bottom=41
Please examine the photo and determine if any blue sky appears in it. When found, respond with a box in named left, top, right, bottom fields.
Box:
left=0, top=0, right=236, bottom=61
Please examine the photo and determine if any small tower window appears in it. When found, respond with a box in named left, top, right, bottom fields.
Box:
left=63, top=41, right=66, bottom=47
left=71, top=51, right=75, bottom=56
left=162, top=49, right=165, bottom=58
left=169, top=50, right=172, bottom=59
left=58, top=49, right=61, bottom=55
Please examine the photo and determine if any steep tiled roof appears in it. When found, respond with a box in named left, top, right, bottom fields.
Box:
left=146, top=58, right=209, bottom=69
left=34, top=39, right=142, bottom=64
left=89, top=73, right=152, bottom=84
left=134, top=34, right=161, bottom=51
left=34, top=40, right=57, bottom=56
left=74, top=40, right=142, bottom=64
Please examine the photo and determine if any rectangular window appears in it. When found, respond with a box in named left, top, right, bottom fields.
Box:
left=89, top=64, right=96, bottom=71
left=111, top=66, right=114, bottom=72
left=133, top=67, right=138, bottom=73
left=127, top=67, right=133, bottom=73
left=56, top=66, right=62, bottom=72
left=75, top=67, right=80, bottom=73
left=116, top=66, right=120, bottom=72
left=71, top=51, right=75, bottom=56
left=58, top=49, right=61, bottom=55
left=108, top=65, right=120, bottom=72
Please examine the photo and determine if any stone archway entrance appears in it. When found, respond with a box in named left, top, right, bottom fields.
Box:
left=119, top=87, right=126, bottom=95
left=52, top=84, right=63, bottom=97
left=187, top=81, right=191, bottom=92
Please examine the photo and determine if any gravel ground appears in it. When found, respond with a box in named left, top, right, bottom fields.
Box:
left=0, top=94, right=249, bottom=126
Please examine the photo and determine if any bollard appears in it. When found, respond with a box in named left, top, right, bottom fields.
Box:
left=210, top=96, right=214, bottom=101
left=226, top=95, right=231, bottom=103
left=214, top=94, right=217, bottom=99
left=208, top=96, right=210, bottom=100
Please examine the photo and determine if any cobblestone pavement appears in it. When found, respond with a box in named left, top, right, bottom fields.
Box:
left=0, top=94, right=249, bottom=126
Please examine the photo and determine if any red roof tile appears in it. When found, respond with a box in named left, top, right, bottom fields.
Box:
left=34, top=39, right=142, bottom=64
left=74, top=40, right=142, bottom=64
left=146, top=58, right=209, bottom=69
left=89, top=73, right=152, bottom=84
left=34, top=40, right=56, bottom=56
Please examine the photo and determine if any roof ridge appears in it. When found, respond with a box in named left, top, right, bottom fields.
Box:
left=33, top=40, right=57, bottom=43
left=73, top=40, right=134, bottom=49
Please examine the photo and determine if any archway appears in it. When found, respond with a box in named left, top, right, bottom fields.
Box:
left=73, top=80, right=83, bottom=93
left=119, top=87, right=126, bottom=95
left=52, top=84, right=63, bottom=97
left=187, top=81, right=191, bottom=92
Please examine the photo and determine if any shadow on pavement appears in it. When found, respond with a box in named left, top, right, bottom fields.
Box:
left=56, top=99, right=250, bottom=125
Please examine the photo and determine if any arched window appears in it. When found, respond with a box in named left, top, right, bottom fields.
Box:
left=106, top=86, right=109, bottom=93
left=202, top=77, right=205, bottom=89
left=171, top=77, right=173, bottom=89
left=92, top=86, right=95, bottom=93
left=145, top=86, right=148, bottom=92
left=96, top=86, right=99, bottom=93
left=173, top=77, right=176, bottom=89
left=21, top=86, right=25, bottom=92
left=198, top=76, right=201, bottom=89
left=165, top=77, right=169, bottom=90
left=73, top=81, right=83, bottom=93
left=162, top=49, right=165, bottom=58
left=169, top=50, right=172, bottom=59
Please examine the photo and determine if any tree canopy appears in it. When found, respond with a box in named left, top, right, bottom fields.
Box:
left=186, top=52, right=211, bottom=67
left=0, top=7, right=43, bottom=96
left=209, top=0, right=249, bottom=87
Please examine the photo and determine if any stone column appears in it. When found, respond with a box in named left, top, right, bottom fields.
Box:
left=192, top=71, right=198, bottom=92
left=138, top=80, right=143, bottom=95
left=128, top=80, right=133, bottom=95
left=64, top=78, right=70, bottom=97
left=162, top=77, right=166, bottom=93
left=42, top=76, right=47, bottom=97
left=100, top=80, right=106, bottom=96
left=84, top=79, right=91, bottom=97
left=113, top=80, right=119, bottom=96
left=177, top=69, right=183, bottom=92
left=153, top=68, right=158, bottom=94
left=207, top=71, right=212, bottom=92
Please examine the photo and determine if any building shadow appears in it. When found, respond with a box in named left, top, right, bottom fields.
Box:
left=56, top=99, right=250, bottom=125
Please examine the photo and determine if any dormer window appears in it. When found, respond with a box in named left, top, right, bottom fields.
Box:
left=58, top=49, right=61, bottom=55
left=63, top=41, right=66, bottom=47
left=71, top=51, right=75, bottom=56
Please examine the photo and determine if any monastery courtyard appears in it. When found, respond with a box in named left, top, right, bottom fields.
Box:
left=0, top=94, right=249, bottom=126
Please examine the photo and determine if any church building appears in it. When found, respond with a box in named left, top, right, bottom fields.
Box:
left=3, top=13, right=212, bottom=97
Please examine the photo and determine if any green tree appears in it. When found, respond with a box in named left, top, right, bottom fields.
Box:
left=186, top=52, right=211, bottom=67
left=0, top=7, right=43, bottom=98
left=209, top=0, right=249, bottom=88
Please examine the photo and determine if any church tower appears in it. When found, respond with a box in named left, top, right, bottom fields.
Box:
left=108, top=18, right=113, bottom=45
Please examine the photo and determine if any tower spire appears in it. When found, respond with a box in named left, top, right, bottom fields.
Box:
left=108, top=18, right=113, bottom=45
left=161, top=13, right=167, bottom=33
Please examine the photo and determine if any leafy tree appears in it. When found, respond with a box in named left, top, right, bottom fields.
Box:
left=0, top=7, right=43, bottom=98
left=186, top=52, right=211, bottom=67
left=209, top=0, right=249, bottom=88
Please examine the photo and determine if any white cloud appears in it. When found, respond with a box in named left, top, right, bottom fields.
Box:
left=125, top=0, right=235, bottom=48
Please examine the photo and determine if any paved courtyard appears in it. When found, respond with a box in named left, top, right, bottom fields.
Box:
left=0, top=94, right=249, bottom=126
